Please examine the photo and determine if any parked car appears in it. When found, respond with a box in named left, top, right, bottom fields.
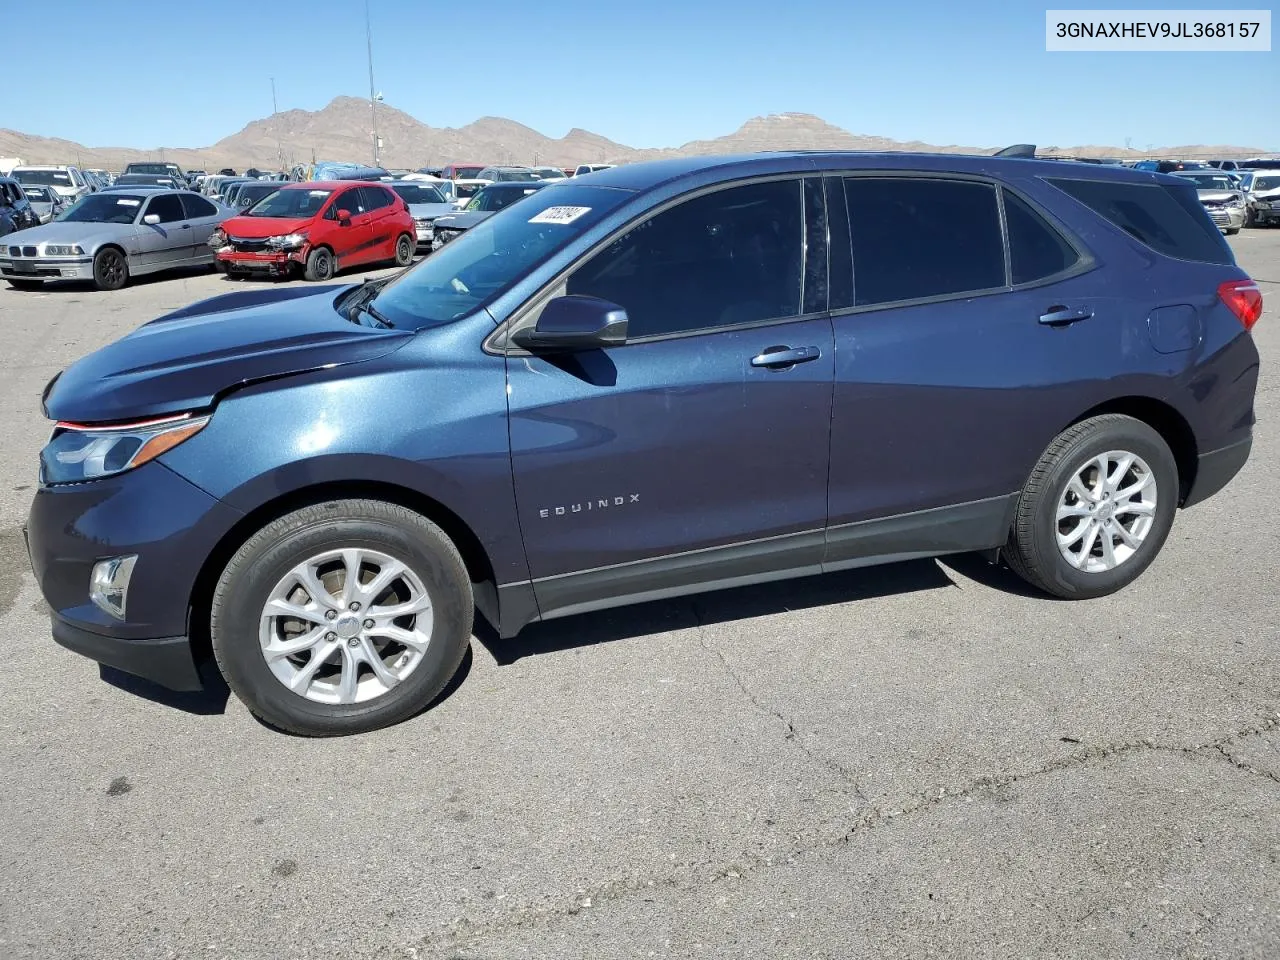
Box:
left=210, top=180, right=415, bottom=281
left=218, top=168, right=238, bottom=176
left=24, top=154, right=1262, bottom=736
left=228, top=181, right=282, bottom=211
left=18, top=184, right=70, bottom=224
left=449, top=178, right=489, bottom=209
left=0, top=177, right=41, bottom=235
left=531, top=166, right=567, bottom=181
left=206, top=177, right=251, bottom=203
left=573, top=163, right=615, bottom=176
left=1242, top=172, right=1280, bottom=226
left=1207, top=160, right=1241, bottom=171
left=1171, top=171, right=1247, bottom=234
left=85, top=169, right=114, bottom=187
left=1131, top=159, right=1209, bottom=173
left=10, top=165, right=92, bottom=204
left=388, top=181, right=457, bottom=248
left=441, top=163, right=487, bottom=180
left=430, top=181, right=549, bottom=248
left=474, top=166, right=540, bottom=183
left=0, top=188, right=228, bottom=290
left=124, top=161, right=186, bottom=182
left=113, top=173, right=185, bottom=190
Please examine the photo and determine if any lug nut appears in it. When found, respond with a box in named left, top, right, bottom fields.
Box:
left=363, top=619, right=375, bottom=629
left=325, top=610, right=337, bottom=621
left=349, top=601, right=361, bottom=612
left=347, top=638, right=359, bottom=648
left=324, top=632, right=336, bottom=642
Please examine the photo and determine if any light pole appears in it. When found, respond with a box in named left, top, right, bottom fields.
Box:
left=366, top=0, right=380, bottom=167
left=270, top=77, right=284, bottom=173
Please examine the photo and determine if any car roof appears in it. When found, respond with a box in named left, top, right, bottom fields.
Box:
left=100, top=185, right=190, bottom=194
left=580, top=151, right=1174, bottom=193
left=11, top=164, right=73, bottom=171
left=285, top=180, right=391, bottom=189
left=482, top=180, right=550, bottom=189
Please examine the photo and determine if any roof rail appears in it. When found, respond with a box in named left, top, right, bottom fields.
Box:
left=993, top=144, right=1038, bottom=158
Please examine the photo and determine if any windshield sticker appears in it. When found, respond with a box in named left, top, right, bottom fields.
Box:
left=116, top=199, right=141, bottom=206
left=309, top=190, right=329, bottom=197
left=528, top=205, right=591, bottom=225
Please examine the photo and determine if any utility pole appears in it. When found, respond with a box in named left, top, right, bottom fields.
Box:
left=366, top=0, right=380, bottom=167
left=271, top=77, right=284, bottom=173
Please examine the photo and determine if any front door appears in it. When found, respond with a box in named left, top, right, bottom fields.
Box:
left=328, top=187, right=371, bottom=268
left=506, top=177, right=835, bottom=620
left=135, top=193, right=193, bottom=267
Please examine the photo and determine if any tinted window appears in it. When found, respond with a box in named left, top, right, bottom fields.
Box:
left=843, top=177, right=1005, bottom=306
left=567, top=179, right=804, bottom=338
left=361, top=186, right=394, bottom=211
left=180, top=193, right=217, bottom=219
left=145, top=194, right=186, bottom=223
left=391, top=183, right=447, bottom=204
left=1003, top=190, right=1079, bottom=284
left=336, top=189, right=366, bottom=214
left=1047, top=178, right=1232, bottom=265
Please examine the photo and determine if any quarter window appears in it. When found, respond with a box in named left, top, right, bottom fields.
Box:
left=566, top=179, right=804, bottom=339
left=843, top=177, right=1005, bottom=306
left=1003, top=190, right=1079, bottom=284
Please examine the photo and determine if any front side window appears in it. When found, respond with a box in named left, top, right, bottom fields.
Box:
left=145, top=194, right=186, bottom=223
left=1003, top=190, right=1079, bottom=284
left=566, top=179, right=804, bottom=338
left=843, top=177, right=1005, bottom=306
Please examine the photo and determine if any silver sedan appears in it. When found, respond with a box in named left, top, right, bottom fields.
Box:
left=0, top=188, right=232, bottom=291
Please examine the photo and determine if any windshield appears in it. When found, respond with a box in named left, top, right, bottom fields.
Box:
left=243, top=188, right=331, bottom=217
left=1256, top=177, right=1280, bottom=191
left=534, top=168, right=566, bottom=179
left=237, top=185, right=277, bottom=207
left=392, top=183, right=447, bottom=204
left=1177, top=174, right=1236, bottom=190
left=14, top=169, right=71, bottom=186
left=451, top=166, right=485, bottom=179
left=370, top=184, right=625, bottom=330
left=22, top=186, right=53, bottom=201
left=61, top=193, right=144, bottom=224
left=127, top=163, right=176, bottom=175
left=491, top=169, right=539, bottom=182
left=468, top=185, right=544, bottom=212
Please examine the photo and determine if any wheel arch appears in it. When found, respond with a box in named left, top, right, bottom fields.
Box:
left=187, top=479, right=497, bottom=659
left=1065, top=396, right=1198, bottom=503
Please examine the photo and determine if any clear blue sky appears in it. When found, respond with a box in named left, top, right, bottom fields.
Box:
left=8, top=0, right=1277, bottom=151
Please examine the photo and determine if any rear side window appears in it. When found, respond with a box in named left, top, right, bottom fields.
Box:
left=180, top=194, right=217, bottom=219
left=362, top=186, right=394, bottom=211
left=843, top=177, right=1005, bottom=306
left=1045, top=177, right=1232, bottom=266
left=1002, top=190, right=1079, bottom=284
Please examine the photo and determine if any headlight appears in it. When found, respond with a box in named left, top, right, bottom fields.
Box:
left=43, top=244, right=83, bottom=256
left=266, top=233, right=307, bottom=250
left=1227, top=197, right=1244, bottom=208
left=40, top=413, right=210, bottom=485
left=208, top=228, right=226, bottom=248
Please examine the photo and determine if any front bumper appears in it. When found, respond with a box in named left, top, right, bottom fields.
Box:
left=1205, top=204, right=1246, bottom=231
left=27, top=460, right=243, bottom=691
left=215, top=246, right=307, bottom=274
left=414, top=222, right=435, bottom=246
left=0, top=254, right=94, bottom=282
left=1252, top=202, right=1280, bottom=225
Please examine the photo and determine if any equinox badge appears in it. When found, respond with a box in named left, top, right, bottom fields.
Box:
left=538, top=494, right=640, bottom=518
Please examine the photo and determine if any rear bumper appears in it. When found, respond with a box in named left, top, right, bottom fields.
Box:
left=1183, top=437, right=1252, bottom=508
left=52, top=615, right=202, bottom=691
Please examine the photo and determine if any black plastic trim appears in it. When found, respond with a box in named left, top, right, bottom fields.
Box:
left=824, top=494, right=1017, bottom=567
left=1182, top=437, right=1252, bottom=508
left=51, top=616, right=203, bottom=692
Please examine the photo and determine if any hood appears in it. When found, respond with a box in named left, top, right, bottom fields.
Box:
left=433, top=211, right=494, bottom=232
left=1196, top=189, right=1238, bottom=202
left=221, top=214, right=315, bottom=239
left=43, top=284, right=413, bottom=423
left=407, top=202, right=457, bottom=220
left=2, top=219, right=131, bottom=248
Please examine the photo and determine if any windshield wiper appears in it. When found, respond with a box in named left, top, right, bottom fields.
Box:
left=360, top=302, right=394, bottom=328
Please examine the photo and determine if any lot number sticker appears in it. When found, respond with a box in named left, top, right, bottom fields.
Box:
left=529, top=206, right=591, bottom=225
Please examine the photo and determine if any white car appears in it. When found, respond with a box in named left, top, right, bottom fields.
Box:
left=572, top=163, right=615, bottom=177
left=450, top=178, right=491, bottom=209
left=10, top=164, right=92, bottom=204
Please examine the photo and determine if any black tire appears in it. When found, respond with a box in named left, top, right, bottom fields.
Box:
left=303, top=246, right=335, bottom=282
left=5, top=278, right=43, bottom=291
left=92, top=247, right=129, bottom=291
left=211, top=499, right=473, bottom=736
left=1226, top=227, right=1240, bottom=236
left=1004, top=414, right=1178, bottom=600
left=393, top=233, right=414, bottom=267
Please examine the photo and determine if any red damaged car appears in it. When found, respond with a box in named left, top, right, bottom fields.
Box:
left=211, top=180, right=416, bottom=281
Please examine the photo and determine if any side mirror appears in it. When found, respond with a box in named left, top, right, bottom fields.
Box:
left=142, top=214, right=160, bottom=225
left=337, top=208, right=352, bottom=224
left=510, top=295, right=629, bottom=352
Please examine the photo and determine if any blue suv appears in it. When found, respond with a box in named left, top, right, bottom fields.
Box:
left=26, top=153, right=1262, bottom=736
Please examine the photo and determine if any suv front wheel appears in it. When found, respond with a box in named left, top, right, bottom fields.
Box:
left=1004, top=414, right=1178, bottom=599
left=211, top=499, right=473, bottom=736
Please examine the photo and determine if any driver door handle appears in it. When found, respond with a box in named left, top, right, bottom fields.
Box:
left=1039, top=305, right=1092, bottom=326
left=751, top=345, right=822, bottom=368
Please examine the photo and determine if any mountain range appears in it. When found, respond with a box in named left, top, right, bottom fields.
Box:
left=0, top=96, right=1272, bottom=173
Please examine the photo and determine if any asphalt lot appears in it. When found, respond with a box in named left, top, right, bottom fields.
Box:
left=0, top=236, right=1278, bottom=960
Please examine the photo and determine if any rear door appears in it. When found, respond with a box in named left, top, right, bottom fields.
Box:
left=506, top=177, right=836, bottom=618
left=824, top=174, right=1106, bottom=567
left=136, top=193, right=194, bottom=266
left=179, top=192, right=222, bottom=262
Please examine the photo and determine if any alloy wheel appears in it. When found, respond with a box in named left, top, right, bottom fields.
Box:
left=1055, top=449, right=1158, bottom=573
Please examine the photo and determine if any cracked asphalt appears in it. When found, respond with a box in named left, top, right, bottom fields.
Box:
left=1, top=233, right=1278, bottom=960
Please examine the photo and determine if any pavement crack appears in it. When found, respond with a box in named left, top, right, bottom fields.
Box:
left=688, top=600, right=869, bottom=804
left=1212, top=742, right=1280, bottom=785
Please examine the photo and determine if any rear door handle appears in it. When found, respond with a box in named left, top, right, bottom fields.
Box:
left=751, top=345, right=822, bottom=368
left=1039, top=305, right=1092, bottom=326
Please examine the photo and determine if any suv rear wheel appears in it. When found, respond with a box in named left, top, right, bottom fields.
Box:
left=211, top=499, right=473, bottom=736
left=1005, top=414, right=1178, bottom=599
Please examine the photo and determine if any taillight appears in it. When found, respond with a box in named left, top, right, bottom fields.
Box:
left=1218, top=279, right=1263, bottom=331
